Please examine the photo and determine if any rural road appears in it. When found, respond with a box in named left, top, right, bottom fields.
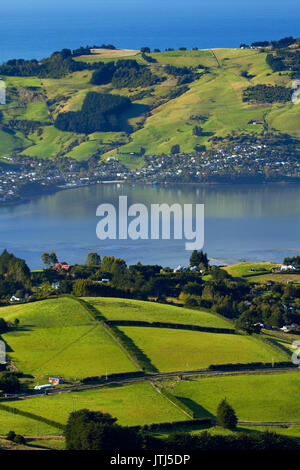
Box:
left=5, top=366, right=299, bottom=400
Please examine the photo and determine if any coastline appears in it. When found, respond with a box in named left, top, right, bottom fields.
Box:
left=1, top=178, right=300, bottom=209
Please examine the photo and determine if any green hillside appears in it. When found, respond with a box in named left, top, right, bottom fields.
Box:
left=118, top=326, right=287, bottom=372
left=0, top=45, right=299, bottom=166
left=86, top=296, right=232, bottom=328
left=169, top=372, right=300, bottom=422
left=0, top=296, right=297, bottom=442
left=0, top=298, right=137, bottom=379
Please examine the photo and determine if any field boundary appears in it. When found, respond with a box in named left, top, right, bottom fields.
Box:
left=150, top=382, right=195, bottom=419
left=107, top=320, right=236, bottom=335
left=102, top=322, right=158, bottom=373
left=0, top=402, right=65, bottom=432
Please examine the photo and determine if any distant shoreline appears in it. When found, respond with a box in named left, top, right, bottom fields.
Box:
left=1, top=178, right=300, bottom=209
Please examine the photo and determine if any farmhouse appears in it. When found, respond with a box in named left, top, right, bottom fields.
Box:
left=53, top=262, right=71, bottom=272
left=281, top=264, right=297, bottom=271
left=48, top=377, right=63, bottom=385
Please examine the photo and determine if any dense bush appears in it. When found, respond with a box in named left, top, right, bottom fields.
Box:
left=55, top=92, right=131, bottom=134
left=243, top=84, right=292, bottom=103
left=0, top=50, right=87, bottom=78
left=90, top=59, right=160, bottom=89
left=112, top=60, right=159, bottom=88
left=0, top=373, right=21, bottom=393
left=90, top=62, right=116, bottom=85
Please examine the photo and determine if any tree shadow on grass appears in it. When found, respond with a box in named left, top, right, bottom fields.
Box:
left=119, top=103, right=150, bottom=133
left=175, top=395, right=214, bottom=419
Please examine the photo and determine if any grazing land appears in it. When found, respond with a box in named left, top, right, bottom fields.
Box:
left=1, top=45, right=299, bottom=164
left=168, top=371, right=300, bottom=422
left=0, top=298, right=137, bottom=379
left=0, top=409, right=59, bottom=436
left=2, top=382, right=188, bottom=427
left=86, top=297, right=232, bottom=328
left=118, top=326, right=286, bottom=372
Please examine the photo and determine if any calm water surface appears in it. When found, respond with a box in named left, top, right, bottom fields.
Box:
left=0, top=0, right=299, bottom=61
left=0, top=183, right=299, bottom=269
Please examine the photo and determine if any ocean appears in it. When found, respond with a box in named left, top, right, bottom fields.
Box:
left=0, top=0, right=299, bottom=62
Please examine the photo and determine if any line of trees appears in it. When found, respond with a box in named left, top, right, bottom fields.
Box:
left=64, top=408, right=298, bottom=450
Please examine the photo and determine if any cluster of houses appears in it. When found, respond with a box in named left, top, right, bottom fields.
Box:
left=280, top=264, right=297, bottom=272
left=173, top=265, right=203, bottom=273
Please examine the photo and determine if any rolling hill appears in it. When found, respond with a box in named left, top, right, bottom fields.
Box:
left=0, top=295, right=298, bottom=446
left=0, top=45, right=299, bottom=169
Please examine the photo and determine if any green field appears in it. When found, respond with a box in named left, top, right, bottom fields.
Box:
left=3, top=381, right=188, bottom=427
left=223, top=262, right=277, bottom=278
left=0, top=298, right=137, bottom=379
left=223, top=262, right=300, bottom=284
left=118, top=327, right=286, bottom=372
left=85, top=297, right=232, bottom=328
left=1, top=46, right=299, bottom=162
left=168, top=372, right=300, bottom=422
left=0, top=410, right=59, bottom=436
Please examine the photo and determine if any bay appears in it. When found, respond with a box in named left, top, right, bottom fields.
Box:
left=0, top=183, right=299, bottom=269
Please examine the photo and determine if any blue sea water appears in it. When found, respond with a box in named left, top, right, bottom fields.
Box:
left=0, top=0, right=299, bottom=62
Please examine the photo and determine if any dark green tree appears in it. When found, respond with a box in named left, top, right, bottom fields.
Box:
left=6, top=431, right=16, bottom=441
left=65, top=409, right=143, bottom=450
left=189, top=250, right=209, bottom=268
left=170, top=144, right=180, bottom=154
left=217, top=399, right=238, bottom=430
left=49, top=252, right=58, bottom=265
left=41, top=252, right=51, bottom=267
left=85, top=252, right=101, bottom=266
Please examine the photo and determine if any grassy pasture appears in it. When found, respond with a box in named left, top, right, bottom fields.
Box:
left=0, top=128, right=30, bottom=157
left=20, top=126, right=79, bottom=158
left=0, top=298, right=137, bottom=378
left=76, top=49, right=140, bottom=63
left=223, top=262, right=277, bottom=278
left=85, top=297, right=232, bottom=329
left=118, top=327, right=286, bottom=372
left=169, top=372, right=300, bottom=422
left=0, top=410, right=59, bottom=436
left=4, top=381, right=188, bottom=427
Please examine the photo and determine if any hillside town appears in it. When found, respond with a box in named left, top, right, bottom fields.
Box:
left=1, top=140, right=300, bottom=204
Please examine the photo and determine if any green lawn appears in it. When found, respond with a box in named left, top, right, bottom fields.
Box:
left=0, top=298, right=137, bottom=379
left=0, top=410, right=60, bottom=436
left=85, top=297, right=231, bottom=329
left=4, top=381, right=188, bottom=427
left=118, top=327, right=286, bottom=372
left=170, top=372, right=300, bottom=422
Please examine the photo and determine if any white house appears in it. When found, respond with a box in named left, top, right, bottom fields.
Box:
left=189, top=266, right=201, bottom=272
left=173, top=265, right=186, bottom=273
left=10, top=296, right=24, bottom=302
left=281, top=265, right=297, bottom=271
